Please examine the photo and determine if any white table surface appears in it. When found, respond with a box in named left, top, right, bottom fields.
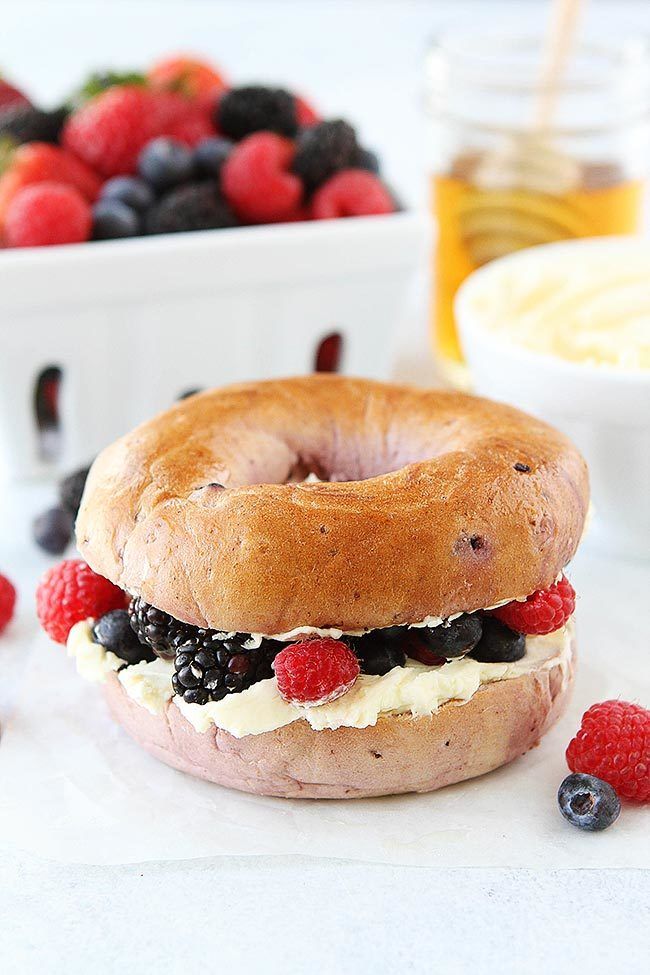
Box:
left=2, top=2, right=650, bottom=972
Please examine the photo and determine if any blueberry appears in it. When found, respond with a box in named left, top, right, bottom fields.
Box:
left=193, top=137, right=233, bottom=178
left=355, top=147, right=380, bottom=173
left=93, top=610, right=155, bottom=665
left=138, top=137, right=195, bottom=191
left=469, top=616, right=526, bottom=663
left=92, top=199, right=140, bottom=240
left=100, top=176, right=154, bottom=212
left=349, top=628, right=406, bottom=675
left=558, top=773, right=621, bottom=831
left=417, top=614, right=483, bottom=659
left=33, top=507, right=73, bottom=555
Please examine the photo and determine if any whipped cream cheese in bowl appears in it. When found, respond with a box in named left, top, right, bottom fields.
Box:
left=455, top=236, right=650, bottom=558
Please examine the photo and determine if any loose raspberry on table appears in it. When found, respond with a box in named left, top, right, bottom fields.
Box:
left=273, top=638, right=360, bottom=707
left=311, top=169, right=395, bottom=219
left=36, top=559, right=127, bottom=645
left=221, top=132, right=303, bottom=223
left=4, top=182, right=92, bottom=247
left=0, top=573, right=17, bottom=635
left=491, top=575, right=575, bottom=635
left=566, top=700, right=650, bottom=803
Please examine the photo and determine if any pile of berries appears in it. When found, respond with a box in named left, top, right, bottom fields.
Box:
left=0, top=56, right=396, bottom=248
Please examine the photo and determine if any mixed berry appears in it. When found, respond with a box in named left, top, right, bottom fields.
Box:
left=35, top=554, right=578, bottom=711
left=0, top=55, right=397, bottom=249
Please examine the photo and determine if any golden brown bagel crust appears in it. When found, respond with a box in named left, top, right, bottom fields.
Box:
left=102, top=643, right=574, bottom=799
left=76, top=376, right=588, bottom=633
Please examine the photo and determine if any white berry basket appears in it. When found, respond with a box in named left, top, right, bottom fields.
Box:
left=0, top=211, right=428, bottom=482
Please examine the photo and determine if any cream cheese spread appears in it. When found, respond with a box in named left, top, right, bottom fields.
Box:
left=68, top=618, right=572, bottom=738
left=465, top=239, right=650, bottom=370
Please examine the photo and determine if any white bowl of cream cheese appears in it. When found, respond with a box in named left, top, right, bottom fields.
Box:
left=455, top=236, right=650, bottom=559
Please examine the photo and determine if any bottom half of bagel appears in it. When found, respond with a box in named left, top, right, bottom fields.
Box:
left=69, top=622, right=575, bottom=799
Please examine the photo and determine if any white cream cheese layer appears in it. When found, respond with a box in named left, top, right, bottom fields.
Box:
left=68, top=620, right=174, bottom=715
left=68, top=619, right=572, bottom=737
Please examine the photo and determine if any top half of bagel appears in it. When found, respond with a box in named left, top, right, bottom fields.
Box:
left=76, top=375, right=589, bottom=635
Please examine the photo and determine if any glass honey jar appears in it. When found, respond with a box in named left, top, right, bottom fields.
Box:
left=426, top=31, right=650, bottom=386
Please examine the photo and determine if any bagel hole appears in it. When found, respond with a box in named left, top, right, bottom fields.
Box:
left=469, top=535, right=485, bottom=551
left=314, top=332, right=343, bottom=373
left=514, top=462, right=531, bottom=473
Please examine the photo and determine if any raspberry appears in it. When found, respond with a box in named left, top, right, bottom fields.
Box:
left=491, top=575, right=575, bottom=635
left=147, top=55, right=228, bottom=107
left=5, top=182, right=92, bottom=247
left=273, top=638, right=360, bottom=707
left=566, top=701, right=650, bottom=802
left=0, top=143, right=102, bottom=226
left=0, top=573, right=17, bottom=635
left=311, top=170, right=395, bottom=219
left=221, top=132, right=303, bottom=223
left=36, top=559, right=127, bottom=645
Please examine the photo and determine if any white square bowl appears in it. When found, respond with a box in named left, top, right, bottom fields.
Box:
left=0, top=211, right=428, bottom=480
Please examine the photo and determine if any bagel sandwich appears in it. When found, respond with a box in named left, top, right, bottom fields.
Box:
left=67, top=376, right=588, bottom=799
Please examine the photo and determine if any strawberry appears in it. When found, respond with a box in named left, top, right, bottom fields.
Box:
left=147, top=55, right=227, bottom=108
left=0, top=143, right=102, bottom=230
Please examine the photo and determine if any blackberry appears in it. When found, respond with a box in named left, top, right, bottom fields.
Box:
left=348, top=628, right=406, bottom=675
left=292, top=120, right=360, bottom=192
left=94, top=609, right=156, bottom=665
left=558, top=773, right=621, bottom=831
left=217, top=85, right=298, bottom=140
left=354, top=147, right=380, bottom=174
left=59, top=465, right=90, bottom=519
left=172, top=632, right=282, bottom=705
left=144, top=180, right=237, bottom=235
left=128, top=597, right=194, bottom=659
left=469, top=616, right=526, bottom=663
left=0, top=105, right=68, bottom=144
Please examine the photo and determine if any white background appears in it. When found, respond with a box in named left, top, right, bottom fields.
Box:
left=1, top=2, right=649, bottom=973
